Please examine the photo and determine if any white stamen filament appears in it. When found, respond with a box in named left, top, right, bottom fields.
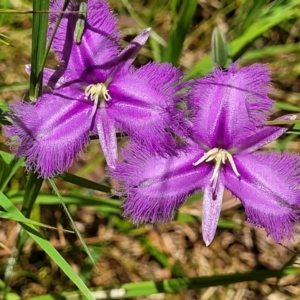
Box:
left=85, top=83, right=111, bottom=102
left=193, top=148, right=240, bottom=183
left=84, top=83, right=111, bottom=118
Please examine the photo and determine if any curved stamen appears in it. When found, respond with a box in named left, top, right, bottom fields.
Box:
left=85, top=83, right=111, bottom=102
left=193, top=148, right=218, bottom=166
left=84, top=83, right=111, bottom=118
left=193, top=148, right=240, bottom=184
left=225, top=151, right=240, bottom=178
left=209, top=149, right=224, bottom=183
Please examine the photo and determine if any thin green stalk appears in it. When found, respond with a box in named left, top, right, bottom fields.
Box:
left=4, top=0, right=49, bottom=291
left=4, top=172, right=44, bottom=292
left=57, top=172, right=112, bottom=193
left=41, top=0, right=70, bottom=73
left=29, top=0, right=50, bottom=100
left=28, top=266, right=300, bottom=299
left=17, top=171, right=43, bottom=253
left=0, top=191, right=95, bottom=300
left=266, top=120, right=300, bottom=125
left=48, top=179, right=98, bottom=271
left=21, top=171, right=44, bottom=218
left=162, top=0, right=198, bottom=65
left=23, top=0, right=72, bottom=226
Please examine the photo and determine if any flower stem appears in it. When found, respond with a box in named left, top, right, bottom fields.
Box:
left=266, top=119, right=300, bottom=125
left=29, top=0, right=50, bottom=100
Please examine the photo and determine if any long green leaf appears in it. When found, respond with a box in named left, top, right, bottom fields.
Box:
left=242, top=43, right=300, bottom=62
left=120, top=0, right=165, bottom=62
left=235, top=0, right=265, bottom=34
left=162, top=0, right=198, bottom=65
left=139, top=237, right=173, bottom=270
left=48, top=179, right=98, bottom=272
left=29, top=0, right=49, bottom=100
left=9, top=193, right=122, bottom=213
left=0, top=191, right=95, bottom=300
left=28, top=266, right=300, bottom=299
left=0, top=158, right=24, bottom=192
left=21, top=171, right=44, bottom=217
left=0, top=211, right=73, bottom=232
left=57, top=172, right=111, bottom=193
left=187, top=4, right=300, bottom=78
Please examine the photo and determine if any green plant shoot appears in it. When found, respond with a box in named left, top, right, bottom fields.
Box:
left=74, top=1, right=87, bottom=44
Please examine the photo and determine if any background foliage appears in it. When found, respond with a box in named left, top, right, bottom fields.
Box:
left=1, top=0, right=300, bottom=299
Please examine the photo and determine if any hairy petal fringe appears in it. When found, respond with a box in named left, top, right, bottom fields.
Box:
left=112, top=143, right=211, bottom=224
left=224, top=152, right=300, bottom=241
left=4, top=94, right=93, bottom=178
left=187, top=63, right=273, bottom=149
left=49, top=0, right=121, bottom=75
left=109, top=62, right=187, bottom=154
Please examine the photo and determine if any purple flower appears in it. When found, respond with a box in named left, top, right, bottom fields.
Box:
left=5, top=0, right=185, bottom=177
left=112, top=63, right=300, bottom=246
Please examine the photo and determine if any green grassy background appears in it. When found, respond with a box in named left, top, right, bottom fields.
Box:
left=1, top=0, right=300, bottom=299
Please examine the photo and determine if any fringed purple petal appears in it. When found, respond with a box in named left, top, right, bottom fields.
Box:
left=235, top=114, right=296, bottom=153
left=108, top=62, right=186, bottom=154
left=111, top=28, right=151, bottom=78
left=48, top=0, right=74, bottom=28
left=224, top=152, right=300, bottom=242
left=48, top=0, right=77, bottom=60
left=4, top=91, right=93, bottom=178
left=112, top=143, right=211, bottom=224
left=49, top=0, right=120, bottom=75
left=95, top=107, right=118, bottom=169
left=188, top=63, right=273, bottom=149
left=84, top=0, right=120, bottom=34
left=202, top=183, right=224, bottom=246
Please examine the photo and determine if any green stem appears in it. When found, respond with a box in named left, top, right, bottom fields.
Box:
left=41, top=0, right=70, bottom=73
left=28, top=266, right=300, bottom=299
left=3, top=172, right=43, bottom=296
left=29, top=0, right=50, bottom=100
left=266, top=120, right=300, bottom=125
left=4, top=0, right=49, bottom=292
left=21, top=171, right=44, bottom=218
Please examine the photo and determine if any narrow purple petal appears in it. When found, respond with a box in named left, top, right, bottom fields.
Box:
left=65, top=25, right=120, bottom=75
left=202, top=183, right=224, bottom=246
left=95, top=107, right=118, bottom=169
left=111, top=28, right=151, bottom=79
left=112, top=143, right=211, bottom=224
left=224, top=152, right=300, bottom=241
left=4, top=91, right=93, bottom=178
left=188, top=63, right=273, bottom=149
left=49, top=0, right=120, bottom=74
left=108, top=62, right=185, bottom=154
left=234, top=114, right=296, bottom=154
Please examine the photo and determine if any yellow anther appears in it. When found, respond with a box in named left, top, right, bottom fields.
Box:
left=193, top=148, right=240, bottom=184
left=85, top=83, right=111, bottom=102
left=84, top=83, right=111, bottom=119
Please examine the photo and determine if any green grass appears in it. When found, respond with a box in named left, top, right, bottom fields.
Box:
left=1, top=0, right=300, bottom=299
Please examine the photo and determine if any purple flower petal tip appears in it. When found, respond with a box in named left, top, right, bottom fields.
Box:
left=188, top=62, right=274, bottom=149
left=4, top=94, right=93, bottom=178
left=202, top=184, right=224, bottom=246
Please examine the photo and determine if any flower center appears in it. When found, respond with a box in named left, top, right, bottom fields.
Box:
left=85, top=83, right=111, bottom=102
left=84, top=83, right=111, bottom=118
left=193, top=148, right=240, bottom=189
